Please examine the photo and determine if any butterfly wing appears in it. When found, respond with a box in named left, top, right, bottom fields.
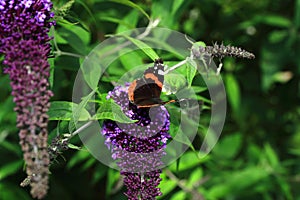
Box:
left=128, top=59, right=165, bottom=107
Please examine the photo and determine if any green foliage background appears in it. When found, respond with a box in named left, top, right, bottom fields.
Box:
left=1, top=0, right=300, bottom=199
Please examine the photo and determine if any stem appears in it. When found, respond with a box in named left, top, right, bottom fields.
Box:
left=70, top=121, right=93, bottom=137
left=55, top=50, right=85, bottom=59
left=165, top=59, right=187, bottom=74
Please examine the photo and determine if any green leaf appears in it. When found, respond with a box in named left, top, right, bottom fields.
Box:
left=0, top=183, right=31, bottom=200
left=76, top=0, right=96, bottom=27
left=193, top=41, right=206, bottom=48
left=289, top=148, right=300, bottom=156
left=186, top=58, right=198, bottom=87
left=54, top=0, right=75, bottom=18
left=151, top=0, right=173, bottom=27
left=260, top=47, right=283, bottom=91
left=53, top=29, right=68, bottom=44
left=100, top=16, right=135, bottom=29
left=169, top=151, right=202, bottom=171
left=80, top=158, right=96, bottom=172
left=0, top=160, right=23, bottom=180
left=143, top=37, right=185, bottom=59
left=67, top=148, right=90, bottom=169
left=268, top=30, right=288, bottom=43
left=207, top=167, right=269, bottom=198
left=49, top=58, right=55, bottom=89
left=212, top=133, right=242, bottom=159
left=0, top=141, right=22, bottom=156
left=164, top=73, right=187, bottom=94
left=57, top=21, right=90, bottom=55
left=158, top=173, right=177, bottom=197
left=80, top=56, right=103, bottom=90
left=170, top=191, right=187, bottom=200
left=121, top=35, right=159, bottom=61
left=255, top=14, right=291, bottom=28
left=91, top=165, right=107, bottom=184
left=225, top=73, right=241, bottom=114
left=275, top=176, right=293, bottom=200
left=69, top=89, right=96, bottom=132
left=68, top=143, right=82, bottom=150
left=264, top=143, right=279, bottom=168
left=171, top=0, right=185, bottom=15
left=48, top=101, right=91, bottom=121
left=272, top=71, right=293, bottom=83
left=119, top=48, right=144, bottom=70
left=109, top=0, right=150, bottom=20
left=187, top=167, right=203, bottom=187
left=191, top=86, right=208, bottom=93
left=94, top=100, right=137, bottom=123
left=170, top=124, right=195, bottom=150
left=295, top=0, right=300, bottom=28
left=106, top=168, right=120, bottom=196
left=117, top=10, right=139, bottom=33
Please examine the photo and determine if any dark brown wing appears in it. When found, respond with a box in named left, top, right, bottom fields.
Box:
left=131, top=78, right=162, bottom=107
left=128, top=59, right=165, bottom=107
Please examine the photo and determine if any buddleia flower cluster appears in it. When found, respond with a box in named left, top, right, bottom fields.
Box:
left=101, top=83, right=171, bottom=199
left=192, top=42, right=255, bottom=60
left=190, top=42, right=255, bottom=75
left=0, top=0, right=55, bottom=198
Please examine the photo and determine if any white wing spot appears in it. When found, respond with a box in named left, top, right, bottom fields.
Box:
left=158, top=69, right=164, bottom=75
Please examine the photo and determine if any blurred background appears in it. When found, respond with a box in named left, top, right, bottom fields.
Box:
left=0, top=0, right=299, bottom=199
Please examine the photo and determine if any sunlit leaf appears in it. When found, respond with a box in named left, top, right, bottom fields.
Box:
left=48, top=101, right=91, bottom=121
left=225, top=73, right=241, bottom=114
left=255, top=14, right=291, bottom=28
left=169, top=151, right=202, bottom=171
left=0, top=183, right=31, bottom=200
left=0, top=160, right=23, bottom=180
left=57, top=21, right=90, bottom=54
left=94, top=99, right=137, bottom=123
left=170, top=191, right=187, bottom=200
left=264, top=143, right=279, bottom=168
left=69, top=89, right=96, bottom=132
left=119, top=48, right=144, bottom=71
left=171, top=0, right=185, bottom=15
left=49, top=58, right=55, bottom=89
left=187, top=167, right=203, bottom=187
left=164, top=73, right=187, bottom=94
left=186, top=58, right=197, bottom=87
left=117, top=10, right=139, bottom=32
left=100, top=16, right=135, bottom=29
left=158, top=173, right=177, bottom=198
left=212, top=133, right=242, bottom=159
left=67, top=148, right=90, bottom=169
left=295, top=0, right=300, bottom=28
left=106, top=168, right=120, bottom=196
left=110, top=0, right=150, bottom=20
left=121, top=35, right=159, bottom=61
left=207, top=167, right=269, bottom=198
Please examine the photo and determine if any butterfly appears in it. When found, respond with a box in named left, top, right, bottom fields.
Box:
left=128, top=58, right=176, bottom=108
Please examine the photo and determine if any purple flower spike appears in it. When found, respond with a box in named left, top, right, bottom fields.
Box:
left=102, top=84, right=171, bottom=199
left=0, top=0, right=54, bottom=199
